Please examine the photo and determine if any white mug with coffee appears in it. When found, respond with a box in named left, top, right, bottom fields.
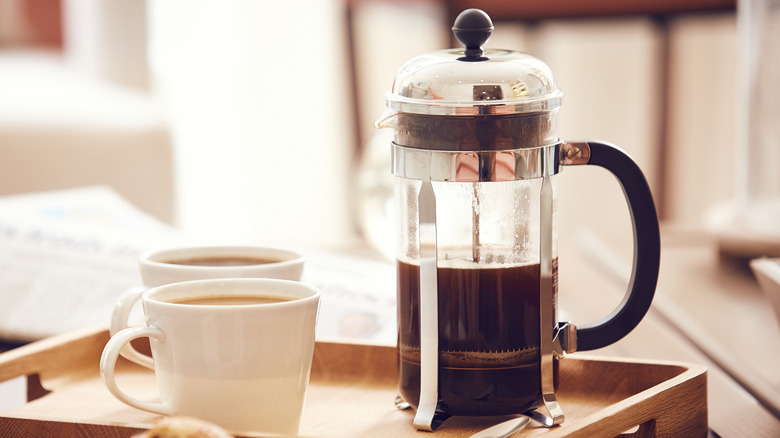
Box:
left=101, top=277, right=320, bottom=435
left=111, top=245, right=305, bottom=367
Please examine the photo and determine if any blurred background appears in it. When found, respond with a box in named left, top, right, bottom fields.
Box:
left=7, top=2, right=780, bottom=429
left=0, top=0, right=746, bottom=259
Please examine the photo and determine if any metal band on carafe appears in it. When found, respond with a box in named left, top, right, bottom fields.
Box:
left=392, top=142, right=561, bottom=182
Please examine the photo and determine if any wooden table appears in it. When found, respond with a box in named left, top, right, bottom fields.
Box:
left=557, top=226, right=780, bottom=437
left=1, top=227, right=779, bottom=436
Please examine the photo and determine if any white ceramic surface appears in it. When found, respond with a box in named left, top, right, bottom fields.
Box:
left=101, top=278, right=320, bottom=435
left=140, top=245, right=306, bottom=285
left=111, top=245, right=305, bottom=367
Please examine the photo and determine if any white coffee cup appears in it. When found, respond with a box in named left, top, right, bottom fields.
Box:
left=100, top=278, right=320, bottom=436
left=111, top=245, right=305, bottom=367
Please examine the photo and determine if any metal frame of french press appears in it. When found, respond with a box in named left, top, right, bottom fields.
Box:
left=389, top=7, right=661, bottom=432
left=395, top=142, right=580, bottom=431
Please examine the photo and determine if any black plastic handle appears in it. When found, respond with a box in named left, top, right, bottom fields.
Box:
left=569, top=140, right=661, bottom=351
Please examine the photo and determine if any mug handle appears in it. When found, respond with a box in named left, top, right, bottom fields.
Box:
left=100, top=326, right=173, bottom=416
left=110, top=286, right=154, bottom=369
left=561, top=140, right=661, bottom=351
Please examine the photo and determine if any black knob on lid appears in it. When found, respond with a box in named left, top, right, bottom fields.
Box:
left=452, top=9, right=493, bottom=59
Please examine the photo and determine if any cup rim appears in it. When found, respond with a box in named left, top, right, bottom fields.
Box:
left=140, top=245, right=306, bottom=271
left=144, top=277, right=320, bottom=309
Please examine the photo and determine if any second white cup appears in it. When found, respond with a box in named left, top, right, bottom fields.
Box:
left=111, top=245, right=305, bottom=367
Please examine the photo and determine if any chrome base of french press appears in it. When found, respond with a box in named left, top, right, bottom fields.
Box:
left=398, top=323, right=579, bottom=430
left=535, top=321, right=577, bottom=428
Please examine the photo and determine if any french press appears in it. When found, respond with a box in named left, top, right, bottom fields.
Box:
left=377, top=9, right=661, bottom=431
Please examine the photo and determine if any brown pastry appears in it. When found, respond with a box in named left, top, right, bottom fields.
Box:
left=133, top=416, right=234, bottom=438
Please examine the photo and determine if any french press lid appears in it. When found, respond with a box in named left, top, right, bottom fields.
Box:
left=381, top=9, right=562, bottom=151
left=385, top=9, right=562, bottom=117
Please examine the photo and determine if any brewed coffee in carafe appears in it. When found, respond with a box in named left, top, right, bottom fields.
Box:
left=380, top=8, right=661, bottom=431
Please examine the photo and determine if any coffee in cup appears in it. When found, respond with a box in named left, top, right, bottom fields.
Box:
left=111, top=245, right=305, bottom=368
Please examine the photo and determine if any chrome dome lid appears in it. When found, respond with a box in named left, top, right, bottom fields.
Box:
left=385, top=9, right=562, bottom=116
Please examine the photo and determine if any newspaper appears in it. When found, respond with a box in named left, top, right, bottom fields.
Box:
left=302, top=248, right=396, bottom=344
left=0, top=186, right=397, bottom=344
left=0, top=186, right=183, bottom=341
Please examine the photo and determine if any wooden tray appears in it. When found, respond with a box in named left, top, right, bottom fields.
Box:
left=0, top=326, right=707, bottom=437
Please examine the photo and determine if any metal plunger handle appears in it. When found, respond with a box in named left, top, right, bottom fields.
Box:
left=562, top=141, right=661, bottom=351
